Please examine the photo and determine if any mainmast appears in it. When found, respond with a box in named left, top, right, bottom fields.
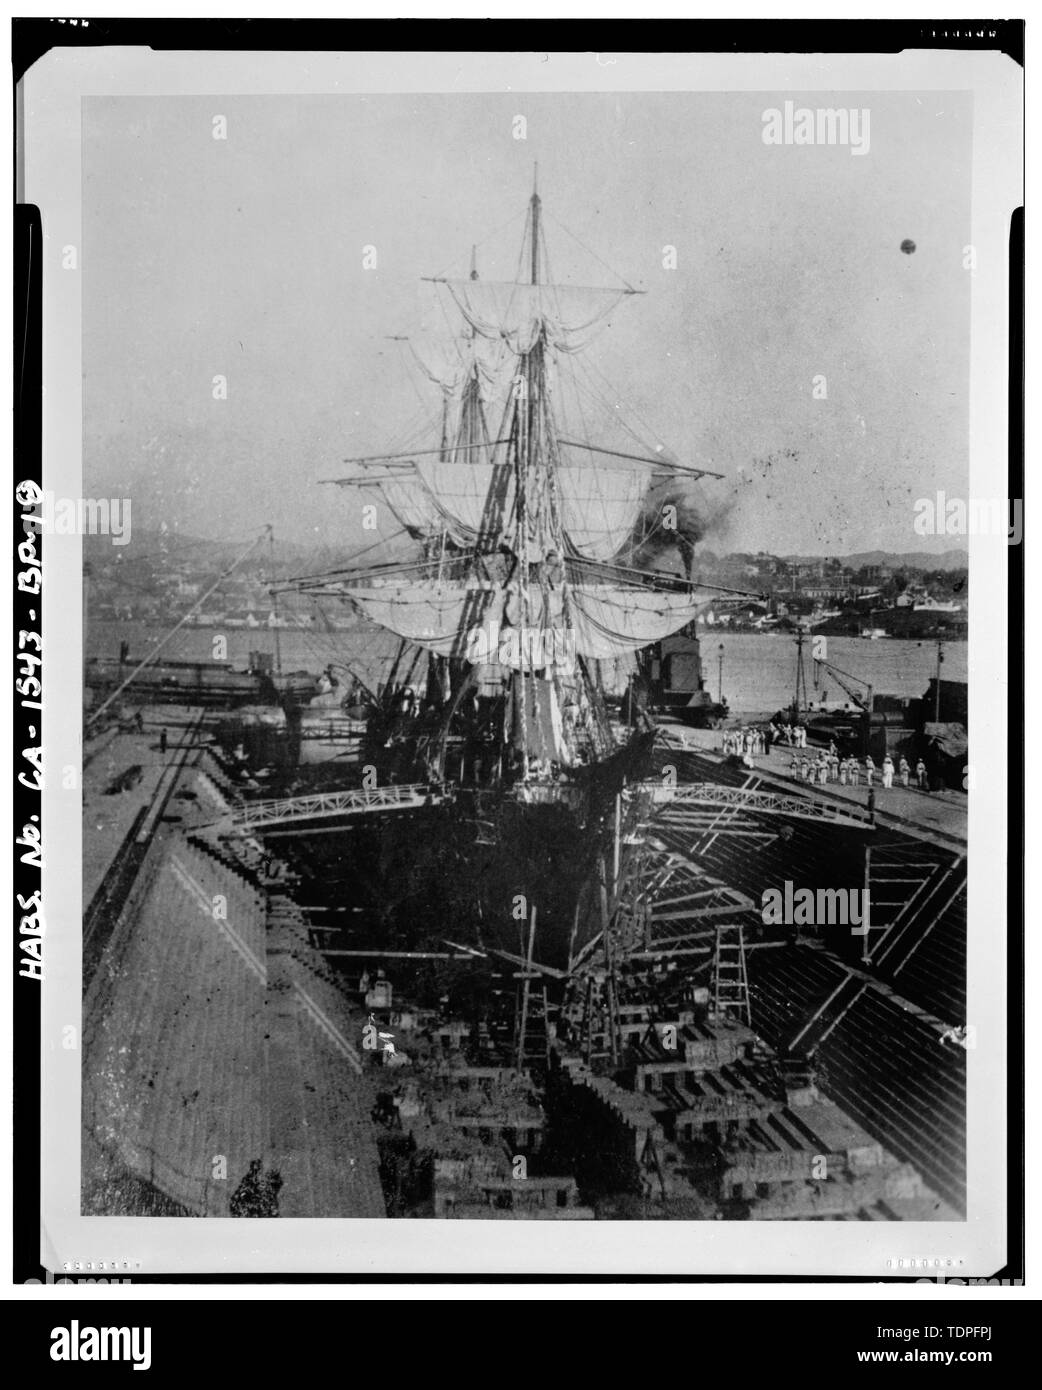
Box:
left=519, top=164, right=546, bottom=508
left=530, top=164, right=541, bottom=286
left=514, top=169, right=542, bottom=774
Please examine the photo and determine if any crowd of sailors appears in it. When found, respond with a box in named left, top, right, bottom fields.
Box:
left=722, top=723, right=930, bottom=792
left=786, top=748, right=927, bottom=790
left=721, top=722, right=826, bottom=756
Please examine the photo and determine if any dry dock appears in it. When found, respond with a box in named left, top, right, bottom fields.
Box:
left=81, top=710, right=968, bottom=1221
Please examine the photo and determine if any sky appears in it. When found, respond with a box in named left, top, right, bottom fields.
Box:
left=83, top=89, right=973, bottom=559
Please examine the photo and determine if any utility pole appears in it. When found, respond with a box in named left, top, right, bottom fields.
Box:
left=84, top=561, right=93, bottom=715
left=794, top=627, right=808, bottom=717
left=717, top=643, right=724, bottom=703
left=269, top=525, right=283, bottom=679
left=934, top=639, right=944, bottom=722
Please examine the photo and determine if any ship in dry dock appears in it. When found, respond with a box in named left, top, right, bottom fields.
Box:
left=79, top=176, right=969, bottom=1224
left=235, top=174, right=751, bottom=970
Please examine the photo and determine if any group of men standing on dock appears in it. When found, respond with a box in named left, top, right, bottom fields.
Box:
left=721, top=726, right=772, bottom=757
left=786, top=748, right=927, bottom=790
left=720, top=722, right=931, bottom=793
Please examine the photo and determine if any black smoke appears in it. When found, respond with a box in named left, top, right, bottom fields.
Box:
left=628, top=480, right=724, bottom=579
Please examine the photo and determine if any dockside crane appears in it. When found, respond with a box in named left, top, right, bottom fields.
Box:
left=811, top=652, right=874, bottom=754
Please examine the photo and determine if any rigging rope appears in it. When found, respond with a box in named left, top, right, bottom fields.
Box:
left=544, top=209, right=638, bottom=293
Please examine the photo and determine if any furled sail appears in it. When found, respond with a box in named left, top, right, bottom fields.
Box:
left=404, top=332, right=505, bottom=395
left=567, top=585, right=708, bottom=659
left=438, top=279, right=630, bottom=354
left=341, top=577, right=710, bottom=665
left=557, top=464, right=648, bottom=562
left=406, top=458, right=648, bottom=562
left=341, top=582, right=498, bottom=658
left=332, top=467, right=443, bottom=540
left=414, top=460, right=517, bottom=547
left=372, top=469, right=443, bottom=539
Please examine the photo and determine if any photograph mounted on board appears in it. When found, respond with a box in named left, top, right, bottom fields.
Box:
left=18, top=42, right=1018, bottom=1277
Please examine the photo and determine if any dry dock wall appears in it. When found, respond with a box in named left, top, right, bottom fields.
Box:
left=82, top=832, right=385, bottom=1217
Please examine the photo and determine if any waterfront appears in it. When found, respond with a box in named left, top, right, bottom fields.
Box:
left=706, top=632, right=966, bottom=714
left=87, top=620, right=967, bottom=718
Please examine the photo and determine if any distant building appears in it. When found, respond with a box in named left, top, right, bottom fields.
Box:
left=801, top=581, right=853, bottom=601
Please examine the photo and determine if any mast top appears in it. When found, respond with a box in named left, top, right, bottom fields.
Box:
left=530, top=164, right=541, bottom=285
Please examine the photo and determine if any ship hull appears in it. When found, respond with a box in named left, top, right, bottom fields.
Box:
left=254, top=729, right=656, bottom=976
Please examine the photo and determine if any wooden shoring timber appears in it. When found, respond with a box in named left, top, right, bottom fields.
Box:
left=652, top=884, right=753, bottom=910
left=785, top=971, right=865, bottom=1055
left=644, top=925, right=720, bottom=948
left=625, top=944, right=714, bottom=960
left=657, top=819, right=775, bottom=840
left=320, top=949, right=476, bottom=959
left=651, top=900, right=758, bottom=925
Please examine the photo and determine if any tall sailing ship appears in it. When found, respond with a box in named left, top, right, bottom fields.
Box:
left=290, top=178, right=734, bottom=785
left=275, top=174, right=746, bottom=961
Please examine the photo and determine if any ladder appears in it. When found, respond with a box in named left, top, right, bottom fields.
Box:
left=712, top=923, right=751, bottom=1026
left=515, top=980, right=551, bottom=1070
left=514, top=904, right=552, bottom=1071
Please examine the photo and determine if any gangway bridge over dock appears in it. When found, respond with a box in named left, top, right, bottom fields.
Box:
left=221, top=777, right=875, bottom=840
left=630, top=781, right=876, bottom=830
left=228, top=783, right=453, bottom=834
